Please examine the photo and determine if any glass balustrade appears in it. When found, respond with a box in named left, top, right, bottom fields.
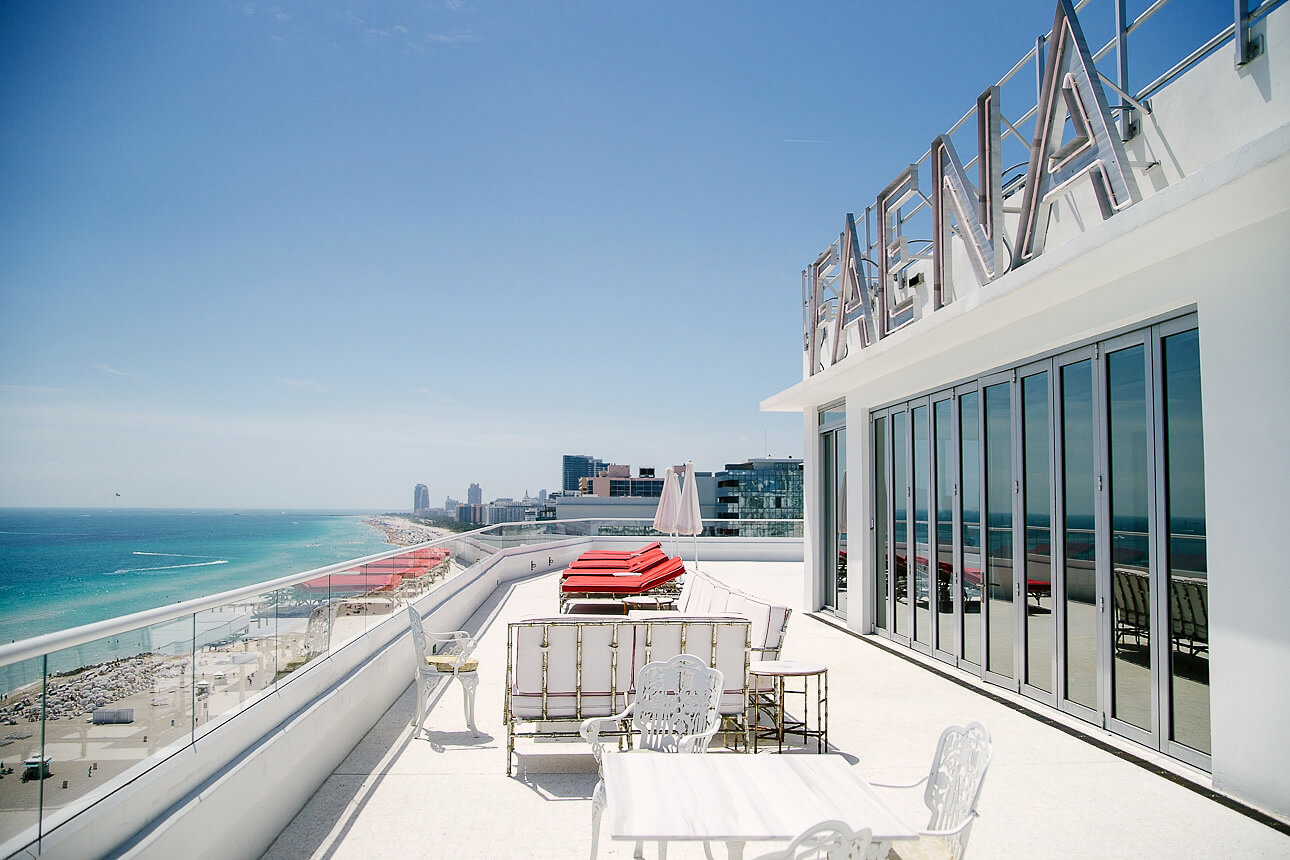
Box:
left=0, top=518, right=800, bottom=853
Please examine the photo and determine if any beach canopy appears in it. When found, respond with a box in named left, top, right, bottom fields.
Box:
left=675, top=461, right=704, bottom=571
left=297, top=573, right=401, bottom=595
left=652, top=466, right=681, bottom=553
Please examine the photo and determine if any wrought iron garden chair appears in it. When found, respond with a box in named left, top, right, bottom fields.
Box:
left=580, top=653, right=725, bottom=860
left=871, top=722, right=992, bottom=860
left=406, top=606, right=479, bottom=736
left=753, top=821, right=873, bottom=860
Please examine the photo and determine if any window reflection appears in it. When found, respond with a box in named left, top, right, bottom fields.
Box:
left=1023, top=372, right=1053, bottom=693
left=1108, top=345, right=1151, bottom=731
left=892, top=412, right=910, bottom=638
left=874, top=417, right=888, bottom=631
left=934, top=400, right=955, bottom=652
left=1062, top=360, right=1097, bottom=710
left=960, top=393, right=981, bottom=666
left=1164, top=330, right=1209, bottom=754
left=984, top=383, right=1014, bottom=679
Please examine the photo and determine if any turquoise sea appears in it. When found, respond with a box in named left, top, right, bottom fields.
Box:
left=0, top=509, right=392, bottom=647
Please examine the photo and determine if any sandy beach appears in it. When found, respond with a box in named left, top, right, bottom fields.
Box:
left=364, top=515, right=454, bottom=547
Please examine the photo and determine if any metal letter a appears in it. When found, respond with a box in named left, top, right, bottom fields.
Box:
left=1014, top=0, right=1140, bottom=265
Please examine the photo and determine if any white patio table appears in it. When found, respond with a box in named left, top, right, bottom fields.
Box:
left=603, top=752, right=918, bottom=859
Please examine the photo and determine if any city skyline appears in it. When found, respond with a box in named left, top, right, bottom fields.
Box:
left=0, top=1, right=1080, bottom=509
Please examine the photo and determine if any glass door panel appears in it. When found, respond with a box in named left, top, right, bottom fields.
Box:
left=934, top=398, right=956, bottom=657
left=983, top=381, right=1014, bottom=681
left=892, top=411, right=910, bottom=640
left=1107, top=344, right=1153, bottom=734
left=822, top=430, right=838, bottom=611
left=912, top=404, right=932, bottom=650
left=1161, top=328, right=1209, bottom=756
left=1060, top=359, right=1098, bottom=712
left=959, top=391, right=982, bottom=667
left=1022, top=371, right=1054, bottom=694
left=835, top=428, right=848, bottom=615
left=874, top=417, right=889, bottom=631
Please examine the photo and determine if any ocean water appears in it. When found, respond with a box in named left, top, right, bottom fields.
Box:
left=0, top=508, right=391, bottom=647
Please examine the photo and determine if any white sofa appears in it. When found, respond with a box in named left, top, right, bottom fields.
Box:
left=504, top=615, right=751, bottom=775
left=669, top=569, right=792, bottom=663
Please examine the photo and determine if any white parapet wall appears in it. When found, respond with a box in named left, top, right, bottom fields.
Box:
left=13, top=538, right=586, bottom=860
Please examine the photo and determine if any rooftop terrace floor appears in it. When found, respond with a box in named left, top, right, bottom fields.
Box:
left=264, top=562, right=1290, bottom=859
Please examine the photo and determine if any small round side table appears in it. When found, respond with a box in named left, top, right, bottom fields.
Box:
left=748, top=660, right=828, bottom=753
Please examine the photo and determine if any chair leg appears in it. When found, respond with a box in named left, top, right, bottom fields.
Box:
left=634, top=840, right=644, bottom=858
left=411, top=673, right=427, bottom=735
left=459, top=671, right=480, bottom=734
left=590, top=779, right=606, bottom=860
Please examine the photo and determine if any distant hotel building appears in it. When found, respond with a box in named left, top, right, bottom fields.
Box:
left=713, top=458, right=804, bottom=536
left=764, top=0, right=1290, bottom=813
left=412, top=483, right=430, bottom=513
left=562, top=454, right=607, bottom=492
left=577, top=464, right=664, bottom=498
left=467, top=483, right=482, bottom=505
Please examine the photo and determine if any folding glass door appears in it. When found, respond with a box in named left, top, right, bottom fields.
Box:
left=869, top=315, right=1209, bottom=768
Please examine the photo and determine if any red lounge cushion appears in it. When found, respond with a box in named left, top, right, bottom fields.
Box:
left=568, top=547, right=666, bottom=571
left=577, top=541, right=662, bottom=561
left=562, top=552, right=671, bottom=579
left=561, top=557, right=685, bottom=594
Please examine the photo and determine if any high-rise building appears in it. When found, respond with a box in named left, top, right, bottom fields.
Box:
left=467, top=483, right=482, bottom=505
left=413, top=483, right=430, bottom=512
left=444, top=496, right=460, bottom=515
left=562, top=454, right=607, bottom=492
left=713, top=458, right=804, bottom=536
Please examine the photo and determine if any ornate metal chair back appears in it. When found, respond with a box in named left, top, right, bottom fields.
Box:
left=407, top=606, right=429, bottom=660
left=631, top=654, right=723, bottom=754
left=922, top=721, right=993, bottom=860
left=752, top=820, right=872, bottom=860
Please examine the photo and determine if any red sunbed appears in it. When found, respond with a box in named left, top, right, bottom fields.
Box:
left=560, top=556, right=685, bottom=597
left=567, top=547, right=667, bottom=573
left=561, top=552, right=673, bottom=583
left=575, top=541, right=662, bottom=562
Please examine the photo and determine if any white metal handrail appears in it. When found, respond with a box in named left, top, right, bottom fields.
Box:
left=0, top=516, right=804, bottom=669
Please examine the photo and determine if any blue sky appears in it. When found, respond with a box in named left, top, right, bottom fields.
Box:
left=0, top=1, right=1225, bottom=508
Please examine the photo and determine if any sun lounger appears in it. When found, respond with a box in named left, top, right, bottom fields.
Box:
left=573, top=541, right=662, bottom=562
left=566, top=546, right=667, bottom=572
left=560, top=556, right=686, bottom=611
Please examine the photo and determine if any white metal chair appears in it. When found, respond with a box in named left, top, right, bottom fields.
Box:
left=581, top=653, right=725, bottom=860
left=753, top=821, right=873, bottom=860
left=871, top=722, right=992, bottom=860
left=406, top=606, right=479, bottom=736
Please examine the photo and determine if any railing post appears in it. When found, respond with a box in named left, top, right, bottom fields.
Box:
left=1115, top=0, right=1133, bottom=139
left=1235, top=0, right=1257, bottom=67
left=38, top=654, right=47, bottom=854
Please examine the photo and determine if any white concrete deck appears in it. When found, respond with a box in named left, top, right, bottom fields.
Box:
left=264, top=562, right=1290, bottom=859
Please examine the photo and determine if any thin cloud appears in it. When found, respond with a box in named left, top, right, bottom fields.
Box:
left=783, top=139, right=830, bottom=144
left=0, top=384, right=62, bottom=393
left=278, top=377, right=326, bottom=393
left=96, top=363, right=141, bottom=379
left=426, top=31, right=476, bottom=43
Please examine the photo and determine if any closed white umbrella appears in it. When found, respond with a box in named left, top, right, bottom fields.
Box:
left=676, top=461, right=704, bottom=571
left=652, top=466, right=682, bottom=556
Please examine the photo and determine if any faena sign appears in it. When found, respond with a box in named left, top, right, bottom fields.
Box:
left=809, top=0, right=1139, bottom=376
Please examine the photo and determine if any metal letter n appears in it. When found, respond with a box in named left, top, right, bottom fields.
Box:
left=931, top=86, right=1004, bottom=308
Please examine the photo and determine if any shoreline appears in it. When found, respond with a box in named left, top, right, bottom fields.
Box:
left=363, top=514, right=454, bottom=547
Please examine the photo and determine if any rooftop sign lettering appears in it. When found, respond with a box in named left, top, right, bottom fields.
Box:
left=806, top=0, right=1140, bottom=376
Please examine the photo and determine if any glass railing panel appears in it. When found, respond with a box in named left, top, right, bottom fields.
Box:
left=35, top=620, right=195, bottom=837
left=0, top=655, right=47, bottom=851
left=194, top=591, right=278, bottom=736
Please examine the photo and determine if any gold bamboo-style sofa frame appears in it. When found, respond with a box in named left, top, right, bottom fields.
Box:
left=504, top=616, right=752, bottom=776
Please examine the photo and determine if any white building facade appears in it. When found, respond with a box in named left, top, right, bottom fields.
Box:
left=765, top=0, right=1290, bottom=818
